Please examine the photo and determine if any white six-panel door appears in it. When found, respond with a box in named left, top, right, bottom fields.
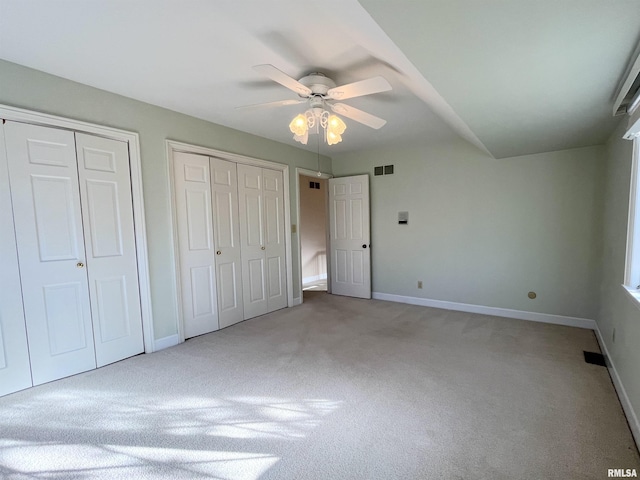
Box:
left=0, top=125, right=33, bottom=395
left=329, top=174, right=371, bottom=299
left=5, top=122, right=97, bottom=385
left=210, top=157, right=244, bottom=328
left=173, top=152, right=219, bottom=338
left=75, top=133, right=144, bottom=366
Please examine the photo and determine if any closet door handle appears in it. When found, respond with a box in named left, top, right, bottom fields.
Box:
left=261, top=246, right=266, bottom=250
left=216, top=251, right=222, bottom=255
left=76, top=262, right=84, bottom=268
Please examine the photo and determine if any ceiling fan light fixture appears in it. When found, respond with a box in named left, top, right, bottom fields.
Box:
left=250, top=64, right=391, bottom=145
left=289, top=109, right=346, bottom=146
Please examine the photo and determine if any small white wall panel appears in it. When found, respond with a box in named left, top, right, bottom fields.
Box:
left=95, top=276, right=130, bottom=342
left=26, top=139, right=69, bottom=166
left=214, top=192, right=234, bottom=248
left=186, top=190, right=212, bottom=250
left=248, top=259, right=266, bottom=302
left=81, top=146, right=116, bottom=172
left=85, top=180, right=124, bottom=257
left=264, top=194, right=281, bottom=245
left=218, top=263, right=239, bottom=310
left=267, top=256, right=283, bottom=298
left=351, top=199, right=363, bottom=239
left=31, top=175, right=80, bottom=261
left=334, top=199, right=347, bottom=240
left=43, top=282, right=87, bottom=355
left=0, top=329, right=7, bottom=370
left=190, top=266, right=215, bottom=318
left=336, top=250, right=348, bottom=283
left=352, top=251, right=364, bottom=285
left=246, top=195, right=263, bottom=247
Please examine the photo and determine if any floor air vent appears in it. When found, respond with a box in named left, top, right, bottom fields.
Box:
left=583, top=351, right=606, bottom=367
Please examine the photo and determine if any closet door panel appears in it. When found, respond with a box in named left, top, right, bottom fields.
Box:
left=174, top=152, right=219, bottom=337
left=0, top=125, right=32, bottom=396
left=5, top=122, right=96, bottom=385
left=76, top=133, right=144, bottom=366
left=263, top=169, right=287, bottom=312
left=238, top=164, right=267, bottom=319
left=211, top=158, right=243, bottom=328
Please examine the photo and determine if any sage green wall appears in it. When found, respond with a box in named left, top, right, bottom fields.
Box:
left=332, top=138, right=604, bottom=320
left=599, top=119, right=640, bottom=424
left=0, top=59, right=330, bottom=340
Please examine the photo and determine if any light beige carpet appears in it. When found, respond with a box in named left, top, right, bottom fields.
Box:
left=0, top=292, right=638, bottom=479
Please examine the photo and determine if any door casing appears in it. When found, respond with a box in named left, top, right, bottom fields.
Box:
left=295, top=168, right=333, bottom=301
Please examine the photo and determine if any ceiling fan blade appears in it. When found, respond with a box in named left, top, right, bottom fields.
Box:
left=330, top=103, right=387, bottom=129
left=252, top=64, right=312, bottom=97
left=326, top=76, right=392, bottom=100
left=236, top=99, right=306, bottom=110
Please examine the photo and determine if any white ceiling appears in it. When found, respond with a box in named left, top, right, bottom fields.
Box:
left=360, top=0, right=640, bottom=158
left=1, top=0, right=639, bottom=159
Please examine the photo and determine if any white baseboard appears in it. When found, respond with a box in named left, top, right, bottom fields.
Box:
left=595, top=326, right=640, bottom=450
left=372, top=292, right=597, bottom=330
left=292, top=296, right=302, bottom=306
left=153, top=334, right=180, bottom=352
left=302, top=274, right=327, bottom=285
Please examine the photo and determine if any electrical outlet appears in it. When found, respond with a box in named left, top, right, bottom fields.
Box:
left=612, top=328, right=616, bottom=343
left=418, top=280, right=423, bottom=289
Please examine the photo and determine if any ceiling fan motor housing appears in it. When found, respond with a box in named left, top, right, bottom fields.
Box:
left=298, top=73, right=336, bottom=97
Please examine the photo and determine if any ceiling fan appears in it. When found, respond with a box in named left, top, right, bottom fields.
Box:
left=242, top=64, right=392, bottom=145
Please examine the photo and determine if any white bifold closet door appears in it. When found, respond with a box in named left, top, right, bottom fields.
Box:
left=0, top=125, right=32, bottom=396
left=75, top=132, right=144, bottom=366
left=173, top=152, right=220, bottom=338
left=237, top=164, right=287, bottom=319
left=210, top=157, right=244, bottom=328
left=173, top=156, right=287, bottom=337
left=4, top=122, right=144, bottom=386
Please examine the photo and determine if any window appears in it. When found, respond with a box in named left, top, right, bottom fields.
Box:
left=624, top=135, right=640, bottom=298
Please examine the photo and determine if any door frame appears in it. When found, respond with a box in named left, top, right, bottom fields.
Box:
left=167, top=140, right=294, bottom=342
left=295, top=168, right=333, bottom=304
left=0, top=104, right=156, bottom=353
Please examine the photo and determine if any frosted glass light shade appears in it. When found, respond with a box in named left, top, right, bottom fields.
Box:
left=327, top=115, right=346, bottom=135
left=289, top=114, right=308, bottom=137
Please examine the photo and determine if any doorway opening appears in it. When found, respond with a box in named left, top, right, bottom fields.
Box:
left=299, top=173, right=329, bottom=293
